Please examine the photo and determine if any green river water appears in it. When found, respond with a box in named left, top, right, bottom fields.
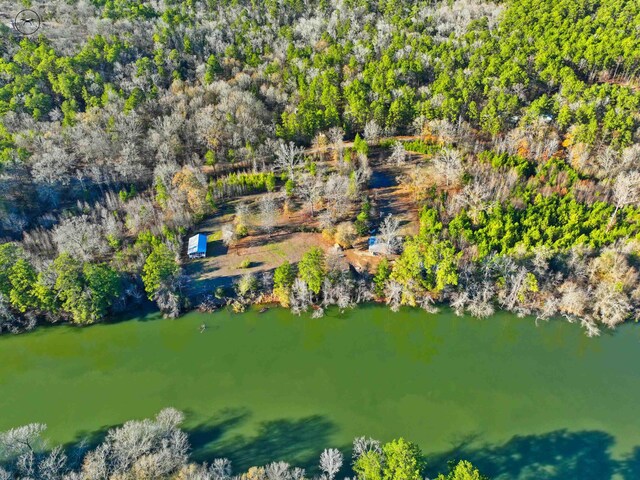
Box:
left=1, top=305, right=640, bottom=479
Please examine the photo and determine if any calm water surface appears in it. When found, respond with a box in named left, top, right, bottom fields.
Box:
left=1, top=305, right=639, bottom=479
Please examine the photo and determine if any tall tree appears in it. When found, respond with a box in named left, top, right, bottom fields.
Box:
left=298, top=247, right=326, bottom=295
left=274, top=141, right=305, bottom=178
left=9, top=259, right=38, bottom=313
left=142, top=244, right=179, bottom=300
left=273, top=261, right=296, bottom=306
left=382, top=438, right=424, bottom=480
left=436, top=460, right=488, bottom=480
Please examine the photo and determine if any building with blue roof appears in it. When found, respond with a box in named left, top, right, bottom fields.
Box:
left=188, top=233, right=208, bottom=259
left=368, top=236, right=388, bottom=255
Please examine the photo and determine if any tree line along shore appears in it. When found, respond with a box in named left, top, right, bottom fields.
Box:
left=1, top=0, right=639, bottom=337
left=0, top=408, right=488, bottom=480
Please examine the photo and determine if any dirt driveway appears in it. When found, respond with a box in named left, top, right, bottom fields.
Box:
left=185, top=229, right=334, bottom=297
left=184, top=146, right=425, bottom=299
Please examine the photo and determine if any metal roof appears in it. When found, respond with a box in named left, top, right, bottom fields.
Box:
left=188, top=234, right=207, bottom=254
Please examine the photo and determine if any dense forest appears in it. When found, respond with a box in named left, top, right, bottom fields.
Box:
left=1, top=0, right=640, bottom=336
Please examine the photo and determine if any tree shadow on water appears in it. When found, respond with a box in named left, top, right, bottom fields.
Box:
left=427, top=429, right=640, bottom=480
left=619, top=447, right=640, bottom=480
left=188, top=413, right=335, bottom=474
left=60, top=423, right=121, bottom=468
left=187, top=407, right=252, bottom=456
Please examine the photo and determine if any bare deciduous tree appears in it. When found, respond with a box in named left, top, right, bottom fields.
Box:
left=82, top=408, right=188, bottom=479
left=234, top=203, right=252, bottom=230
left=265, top=461, right=291, bottom=480
left=558, top=281, right=589, bottom=319
left=352, top=437, right=382, bottom=461
left=351, top=163, right=372, bottom=194
left=221, top=223, right=236, bottom=247
left=30, top=144, right=76, bottom=186
left=378, top=215, right=402, bottom=254
left=592, top=283, right=631, bottom=328
left=296, top=173, right=323, bottom=216
left=453, top=175, right=499, bottom=221
left=210, top=458, right=233, bottom=480
left=363, top=120, right=382, bottom=145
left=319, top=448, right=343, bottom=480
left=432, top=148, right=463, bottom=187
left=466, top=284, right=495, bottom=318
left=52, top=215, right=109, bottom=262
left=274, top=141, right=305, bottom=178
left=399, top=165, right=434, bottom=203
left=354, top=279, right=374, bottom=304
left=38, top=446, right=68, bottom=480
left=290, top=278, right=312, bottom=315
left=322, top=275, right=355, bottom=313
left=155, top=284, right=183, bottom=319
left=609, top=171, right=640, bottom=227
left=389, top=141, right=407, bottom=166
left=327, top=127, right=345, bottom=151
left=0, top=423, right=62, bottom=479
left=324, top=174, right=352, bottom=221
left=259, top=194, right=279, bottom=234
left=0, top=423, right=47, bottom=458
left=385, top=280, right=403, bottom=312
left=312, top=132, right=329, bottom=157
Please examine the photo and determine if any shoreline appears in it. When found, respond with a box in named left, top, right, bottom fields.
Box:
left=3, top=297, right=634, bottom=339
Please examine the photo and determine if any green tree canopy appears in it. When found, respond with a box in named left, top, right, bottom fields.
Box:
left=9, top=259, right=39, bottom=313
left=436, top=460, right=488, bottom=480
left=0, top=243, right=20, bottom=297
left=354, top=450, right=384, bottom=480
left=382, top=438, right=425, bottom=480
left=142, top=243, right=179, bottom=300
left=52, top=254, right=122, bottom=324
left=354, top=438, right=425, bottom=480
left=373, top=258, right=391, bottom=297
left=297, top=247, right=326, bottom=295
left=273, top=261, right=296, bottom=305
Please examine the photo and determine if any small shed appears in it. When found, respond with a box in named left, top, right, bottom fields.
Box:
left=188, top=233, right=208, bottom=259
left=368, top=236, right=387, bottom=255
